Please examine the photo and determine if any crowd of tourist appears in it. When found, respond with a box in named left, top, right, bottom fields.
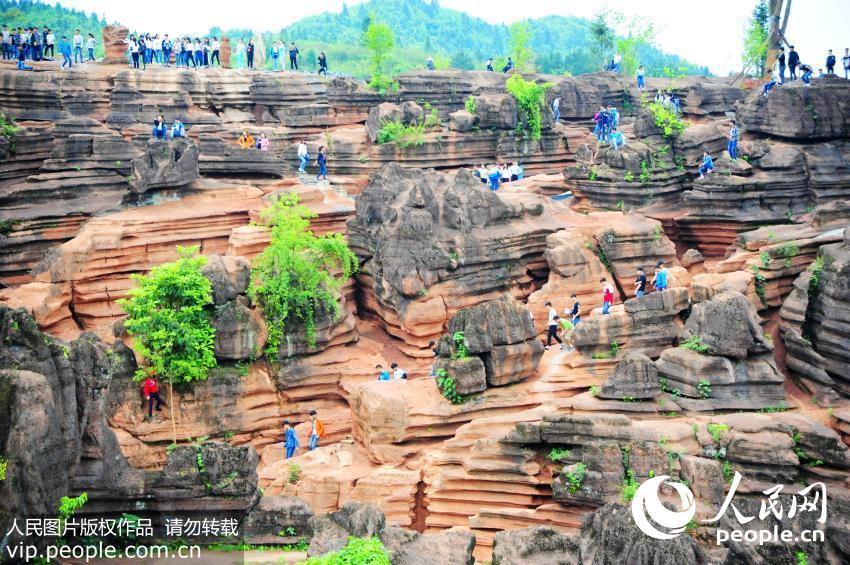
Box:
left=472, top=162, right=524, bottom=191
left=1, top=25, right=97, bottom=70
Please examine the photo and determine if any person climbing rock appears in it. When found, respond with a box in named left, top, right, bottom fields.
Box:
left=558, top=314, right=575, bottom=351
left=610, top=128, right=626, bottom=150
left=544, top=301, right=565, bottom=349
left=238, top=130, right=255, bottom=149
left=635, top=267, right=647, bottom=298
left=601, top=278, right=615, bottom=315
left=283, top=420, right=300, bottom=459
left=727, top=120, right=739, bottom=162
left=308, top=410, right=325, bottom=450
left=143, top=371, right=163, bottom=420
left=799, top=62, right=814, bottom=85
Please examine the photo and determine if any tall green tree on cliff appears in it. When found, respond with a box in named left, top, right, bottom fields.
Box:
left=361, top=15, right=395, bottom=88
left=742, top=0, right=769, bottom=77
left=508, top=21, right=535, bottom=72
left=589, top=10, right=616, bottom=70
left=118, top=246, right=217, bottom=444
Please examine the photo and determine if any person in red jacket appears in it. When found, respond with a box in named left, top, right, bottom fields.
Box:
left=143, top=371, right=163, bottom=420
left=601, top=277, right=615, bottom=315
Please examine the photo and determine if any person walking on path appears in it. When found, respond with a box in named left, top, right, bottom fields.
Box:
left=727, top=120, right=739, bottom=162
left=544, top=301, right=565, bottom=350
left=318, top=52, right=328, bottom=75
left=308, top=410, right=325, bottom=450
left=289, top=42, right=299, bottom=70
left=636, top=65, right=646, bottom=90
left=283, top=420, right=299, bottom=459
left=601, top=278, right=615, bottom=315
left=59, top=36, right=72, bottom=69
left=143, top=371, right=164, bottom=420
left=316, top=146, right=328, bottom=181
left=568, top=294, right=581, bottom=326
left=787, top=45, right=799, bottom=80
left=297, top=139, right=309, bottom=172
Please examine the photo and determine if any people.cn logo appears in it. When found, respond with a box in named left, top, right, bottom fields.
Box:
left=630, top=475, right=697, bottom=539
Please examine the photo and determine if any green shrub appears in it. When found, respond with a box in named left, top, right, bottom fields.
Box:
left=0, top=457, right=7, bottom=481
left=435, top=368, right=465, bottom=404
left=647, top=102, right=686, bottom=138
left=505, top=74, right=553, bottom=141
left=0, top=110, right=19, bottom=155
left=624, top=171, right=634, bottom=182
left=288, top=462, right=301, bottom=484
left=450, top=331, right=470, bottom=359
left=249, top=193, right=359, bottom=357
left=682, top=335, right=711, bottom=354
left=621, top=470, right=639, bottom=502
left=706, top=422, right=729, bottom=444
left=376, top=119, right=425, bottom=147
left=564, top=463, right=587, bottom=494
left=465, top=95, right=477, bottom=114
left=589, top=384, right=600, bottom=396
left=305, top=536, right=391, bottom=565
left=547, top=447, right=572, bottom=462
left=697, top=379, right=712, bottom=399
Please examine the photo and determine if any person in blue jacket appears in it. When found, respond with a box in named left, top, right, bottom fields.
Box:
left=488, top=165, right=501, bottom=191
left=698, top=151, right=714, bottom=179
left=283, top=420, right=300, bottom=459
left=170, top=118, right=186, bottom=138
left=59, top=36, right=72, bottom=69
left=152, top=114, right=167, bottom=139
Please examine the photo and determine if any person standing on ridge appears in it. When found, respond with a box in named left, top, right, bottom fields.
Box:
left=826, top=50, right=836, bottom=75
left=601, top=278, right=615, bottom=315
left=486, top=58, right=493, bottom=71
left=552, top=96, right=561, bottom=122
left=787, top=45, right=799, bottom=80
left=727, top=120, right=739, bottom=162
left=246, top=40, right=255, bottom=70
left=289, top=42, right=299, bottom=70
left=59, top=36, right=72, bottom=69
left=777, top=46, right=786, bottom=84
left=318, top=51, right=327, bottom=75
left=72, top=29, right=83, bottom=63
left=636, top=65, right=646, bottom=90
left=842, top=48, right=850, bottom=79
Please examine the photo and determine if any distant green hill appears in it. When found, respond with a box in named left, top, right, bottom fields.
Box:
left=0, top=0, right=107, bottom=57
left=211, top=0, right=710, bottom=77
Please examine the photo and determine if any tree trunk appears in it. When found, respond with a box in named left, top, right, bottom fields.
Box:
left=169, top=380, right=177, bottom=445
left=765, top=0, right=792, bottom=79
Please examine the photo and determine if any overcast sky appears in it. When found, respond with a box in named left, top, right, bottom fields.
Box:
left=53, top=0, right=847, bottom=75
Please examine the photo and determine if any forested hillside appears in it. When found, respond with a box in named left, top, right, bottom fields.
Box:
left=0, top=0, right=106, bottom=56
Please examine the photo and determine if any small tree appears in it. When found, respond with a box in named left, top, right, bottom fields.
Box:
left=615, top=14, right=655, bottom=78
left=506, top=74, right=553, bottom=141
left=118, top=246, right=217, bottom=444
left=249, top=193, right=359, bottom=358
left=508, top=21, right=535, bottom=72
left=361, top=16, right=394, bottom=88
left=742, top=0, right=769, bottom=77
left=589, top=10, right=616, bottom=69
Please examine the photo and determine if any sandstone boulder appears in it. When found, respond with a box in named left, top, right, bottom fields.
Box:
left=381, top=527, right=476, bottom=565
left=684, top=291, right=770, bottom=359
left=307, top=502, right=386, bottom=556
left=130, top=137, right=199, bottom=194
left=366, top=102, right=404, bottom=143
left=201, top=254, right=251, bottom=306
left=211, top=298, right=265, bottom=361
left=598, top=351, right=659, bottom=400
left=474, top=94, right=518, bottom=130
left=243, top=495, right=314, bottom=545
left=492, top=526, right=580, bottom=565
left=433, top=356, right=487, bottom=395
left=449, top=109, right=476, bottom=132
left=101, top=25, right=129, bottom=64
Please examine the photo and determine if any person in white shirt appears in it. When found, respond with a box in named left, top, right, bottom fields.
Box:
left=72, top=30, right=83, bottom=63
left=297, top=140, right=308, bottom=172
left=390, top=362, right=407, bottom=380
left=552, top=96, right=561, bottom=122
left=86, top=33, right=96, bottom=61
left=211, top=37, right=221, bottom=66
left=44, top=29, right=55, bottom=59
left=236, top=38, right=246, bottom=69
left=544, top=301, right=565, bottom=350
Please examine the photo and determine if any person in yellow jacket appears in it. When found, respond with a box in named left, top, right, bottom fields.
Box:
left=308, top=409, right=325, bottom=450
left=237, top=130, right=255, bottom=149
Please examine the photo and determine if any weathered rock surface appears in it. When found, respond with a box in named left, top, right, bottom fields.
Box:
left=598, top=351, right=659, bottom=400
left=129, top=138, right=200, bottom=194
left=492, top=526, right=580, bottom=565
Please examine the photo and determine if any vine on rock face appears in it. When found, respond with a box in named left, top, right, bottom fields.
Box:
left=505, top=74, right=553, bottom=141
left=249, top=193, right=359, bottom=358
